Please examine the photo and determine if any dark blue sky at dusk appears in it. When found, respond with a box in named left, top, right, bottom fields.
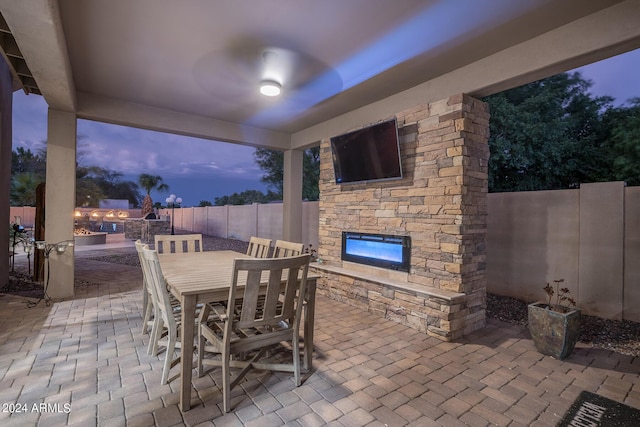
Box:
left=11, top=48, right=640, bottom=207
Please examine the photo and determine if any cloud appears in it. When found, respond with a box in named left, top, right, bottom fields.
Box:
left=73, top=118, right=262, bottom=180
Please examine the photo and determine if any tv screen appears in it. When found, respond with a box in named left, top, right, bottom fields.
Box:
left=330, top=118, right=402, bottom=184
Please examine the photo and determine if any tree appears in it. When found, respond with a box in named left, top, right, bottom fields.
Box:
left=302, top=147, right=320, bottom=201
left=75, top=165, right=140, bottom=207
left=198, top=200, right=213, bottom=207
left=214, top=190, right=281, bottom=206
left=253, top=147, right=320, bottom=201
left=254, top=148, right=284, bottom=194
left=88, top=168, right=141, bottom=207
left=606, top=98, right=640, bottom=186
left=11, top=147, right=46, bottom=176
left=483, top=72, right=613, bottom=192
left=10, top=173, right=40, bottom=206
left=76, top=178, right=106, bottom=208
left=10, top=148, right=46, bottom=206
left=10, top=147, right=142, bottom=207
left=138, top=174, right=169, bottom=217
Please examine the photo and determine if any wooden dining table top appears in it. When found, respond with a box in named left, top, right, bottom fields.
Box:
left=159, top=250, right=319, bottom=298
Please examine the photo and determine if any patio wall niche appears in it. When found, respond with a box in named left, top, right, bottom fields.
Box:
left=313, top=94, right=489, bottom=340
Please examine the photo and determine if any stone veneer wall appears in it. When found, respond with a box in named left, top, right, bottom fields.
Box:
left=124, top=218, right=170, bottom=243
left=315, top=94, right=489, bottom=340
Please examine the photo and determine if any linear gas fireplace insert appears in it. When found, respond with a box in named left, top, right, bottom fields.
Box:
left=341, top=231, right=411, bottom=272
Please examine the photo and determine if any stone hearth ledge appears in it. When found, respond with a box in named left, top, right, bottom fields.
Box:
left=311, top=263, right=482, bottom=341
left=311, top=263, right=465, bottom=301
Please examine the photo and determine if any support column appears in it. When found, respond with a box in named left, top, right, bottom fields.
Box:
left=45, top=109, right=76, bottom=299
left=0, top=60, right=12, bottom=288
left=282, top=149, right=303, bottom=242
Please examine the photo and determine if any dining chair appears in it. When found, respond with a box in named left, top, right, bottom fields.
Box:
left=136, top=239, right=183, bottom=353
left=142, top=246, right=185, bottom=385
left=197, top=253, right=311, bottom=413
left=246, top=236, right=272, bottom=258
left=134, top=240, right=154, bottom=337
left=273, top=240, right=304, bottom=258
left=155, top=233, right=203, bottom=254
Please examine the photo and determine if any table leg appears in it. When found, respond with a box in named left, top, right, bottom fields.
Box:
left=179, top=295, right=196, bottom=412
left=304, top=279, right=316, bottom=372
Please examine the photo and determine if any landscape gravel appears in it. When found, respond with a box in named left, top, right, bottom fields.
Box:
left=488, top=293, right=640, bottom=358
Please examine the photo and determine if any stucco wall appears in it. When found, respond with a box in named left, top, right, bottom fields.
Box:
left=624, top=187, right=640, bottom=322
left=161, top=202, right=320, bottom=249
left=487, top=181, right=638, bottom=321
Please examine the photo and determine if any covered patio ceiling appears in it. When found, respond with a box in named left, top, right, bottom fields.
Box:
left=1, top=0, right=639, bottom=150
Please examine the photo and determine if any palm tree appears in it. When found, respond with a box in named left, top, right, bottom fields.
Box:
left=138, top=174, right=169, bottom=217
left=10, top=173, right=40, bottom=206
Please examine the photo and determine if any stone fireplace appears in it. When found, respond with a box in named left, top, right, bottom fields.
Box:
left=312, top=94, right=489, bottom=341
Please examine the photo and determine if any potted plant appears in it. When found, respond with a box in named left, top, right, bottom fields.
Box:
left=528, top=279, right=581, bottom=359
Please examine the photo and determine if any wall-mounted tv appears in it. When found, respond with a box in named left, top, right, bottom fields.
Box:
left=330, top=118, right=402, bottom=184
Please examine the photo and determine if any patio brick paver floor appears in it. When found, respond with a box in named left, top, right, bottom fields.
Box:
left=1, top=246, right=640, bottom=426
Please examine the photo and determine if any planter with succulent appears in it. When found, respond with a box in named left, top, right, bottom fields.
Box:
left=528, top=279, right=581, bottom=360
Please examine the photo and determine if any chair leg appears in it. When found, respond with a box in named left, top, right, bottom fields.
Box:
left=196, top=304, right=211, bottom=378
left=293, top=333, right=301, bottom=386
left=142, top=291, right=153, bottom=335
left=222, top=349, right=231, bottom=413
left=150, top=317, right=164, bottom=356
left=147, top=315, right=160, bottom=355
left=142, top=290, right=149, bottom=334
left=161, top=330, right=176, bottom=385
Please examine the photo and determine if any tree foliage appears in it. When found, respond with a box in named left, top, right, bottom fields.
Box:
left=484, top=72, right=615, bottom=192
left=253, top=147, right=320, bottom=201
left=10, top=173, right=41, bottom=206
left=12, top=146, right=46, bottom=176
left=138, top=174, right=169, bottom=195
left=214, top=189, right=281, bottom=206
left=138, top=173, right=169, bottom=216
left=10, top=147, right=142, bottom=207
left=606, top=98, right=640, bottom=186
left=75, top=166, right=141, bottom=207
left=10, top=148, right=46, bottom=206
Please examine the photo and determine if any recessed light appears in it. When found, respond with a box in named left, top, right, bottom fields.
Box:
left=260, top=80, right=281, bottom=96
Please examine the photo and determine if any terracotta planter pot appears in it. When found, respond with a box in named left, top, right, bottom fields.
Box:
left=528, top=302, right=581, bottom=360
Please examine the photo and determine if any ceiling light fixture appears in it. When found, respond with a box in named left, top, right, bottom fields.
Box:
left=260, top=80, right=281, bottom=97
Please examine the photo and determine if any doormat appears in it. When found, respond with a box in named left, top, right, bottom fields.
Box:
left=557, top=391, right=640, bottom=426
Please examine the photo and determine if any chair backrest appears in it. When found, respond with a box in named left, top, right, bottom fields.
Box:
left=135, top=240, right=158, bottom=316
left=228, top=254, right=311, bottom=333
left=155, top=234, right=203, bottom=254
left=135, top=239, right=151, bottom=289
left=273, top=240, right=304, bottom=258
left=246, top=236, right=272, bottom=258
left=142, top=247, right=178, bottom=330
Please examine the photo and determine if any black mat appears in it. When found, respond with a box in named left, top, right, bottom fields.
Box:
left=558, top=391, right=640, bottom=426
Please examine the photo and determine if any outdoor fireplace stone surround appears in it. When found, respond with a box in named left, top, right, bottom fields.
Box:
left=313, top=94, right=489, bottom=340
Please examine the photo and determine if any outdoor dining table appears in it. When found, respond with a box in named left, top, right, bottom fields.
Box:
left=158, top=250, right=318, bottom=412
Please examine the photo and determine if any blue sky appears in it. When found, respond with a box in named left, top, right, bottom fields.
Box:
left=11, top=48, right=640, bottom=207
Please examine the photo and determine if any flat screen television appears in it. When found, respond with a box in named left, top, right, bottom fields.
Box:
left=330, top=118, right=402, bottom=184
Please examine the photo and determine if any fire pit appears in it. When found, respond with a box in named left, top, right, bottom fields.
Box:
left=74, top=228, right=107, bottom=246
